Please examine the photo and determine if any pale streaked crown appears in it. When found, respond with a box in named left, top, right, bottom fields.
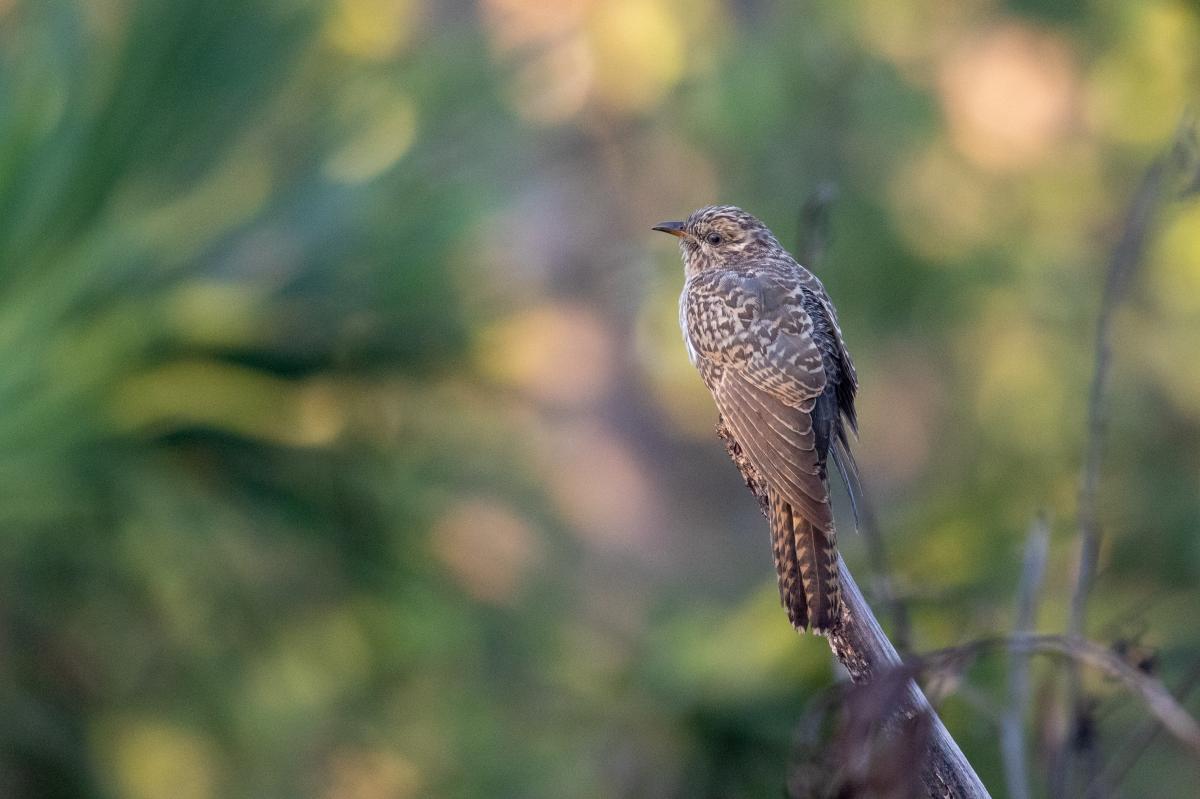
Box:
left=671, top=205, right=788, bottom=273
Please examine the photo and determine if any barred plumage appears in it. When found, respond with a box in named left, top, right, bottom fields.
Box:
left=654, top=205, right=859, bottom=635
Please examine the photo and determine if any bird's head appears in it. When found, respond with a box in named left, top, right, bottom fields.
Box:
left=653, top=205, right=784, bottom=274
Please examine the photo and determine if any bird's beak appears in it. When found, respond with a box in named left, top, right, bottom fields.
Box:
left=652, top=221, right=686, bottom=238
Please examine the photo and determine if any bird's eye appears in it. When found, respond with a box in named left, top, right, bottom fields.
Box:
left=706, top=233, right=722, bottom=246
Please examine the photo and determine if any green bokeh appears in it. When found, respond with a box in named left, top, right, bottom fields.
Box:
left=1, top=1, right=1198, bottom=797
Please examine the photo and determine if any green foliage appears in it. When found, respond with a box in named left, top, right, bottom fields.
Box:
left=1, top=1, right=1198, bottom=797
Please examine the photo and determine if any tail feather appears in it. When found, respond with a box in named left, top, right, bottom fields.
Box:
left=768, top=489, right=807, bottom=630
left=831, top=437, right=863, bottom=532
left=769, top=488, right=842, bottom=634
left=794, top=515, right=841, bottom=634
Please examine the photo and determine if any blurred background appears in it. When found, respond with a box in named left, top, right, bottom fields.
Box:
left=1, top=0, right=1198, bottom=796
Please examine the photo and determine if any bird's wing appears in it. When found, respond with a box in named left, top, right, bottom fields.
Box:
left=796, top=269, right=858, bottom=431
left=687, top=271, right=827, bottom=400
left=794, top=267, right=862, bottom=527
left=686, top=271, right=833, bottom=529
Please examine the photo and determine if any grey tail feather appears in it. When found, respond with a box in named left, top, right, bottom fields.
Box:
left=831, top=437, right=863, bottom=532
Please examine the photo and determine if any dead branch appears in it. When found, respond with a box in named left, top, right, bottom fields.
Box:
left=1089, top=656, right=1200, bottom=794
left=924, top=634, right=1200, bottom=760
left=717, top=419, right=990, bottom=799
left=1069, top=120, right=1198, bottom=646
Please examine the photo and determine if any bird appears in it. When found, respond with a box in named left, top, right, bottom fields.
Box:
left=653, top=205, right=860, bottom=635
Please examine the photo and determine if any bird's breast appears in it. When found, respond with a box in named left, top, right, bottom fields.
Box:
left=679, top=289, right=700, bottom=366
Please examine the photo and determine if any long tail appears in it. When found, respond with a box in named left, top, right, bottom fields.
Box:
left=768, top=487, right=842, bottom=634
left=768, top=489, right=807, bottom=630
left=794, top=513, right=842, bottom=635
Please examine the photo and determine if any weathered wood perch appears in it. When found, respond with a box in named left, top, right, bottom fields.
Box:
left=717, top=419, right=991, bottom=799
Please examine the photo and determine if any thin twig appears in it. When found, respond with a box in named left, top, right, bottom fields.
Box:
left=1088, top=656, right=1200, bottom=794
left=925, top=634, right=1200, bottom=760
left=717, top=420, right=990, bottom=799
left=1069, top=123, right=1195, bottom=638
left=1000, top=517, right=1049, bottom=799
left=1057, top=119, right=1200, bottom=795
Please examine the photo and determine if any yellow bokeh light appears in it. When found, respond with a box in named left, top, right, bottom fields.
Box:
left=475, top=302, right=615, bottom=408
left=587, top=0, right=685, bottom=114
left=482, top=0, right=694, bottom=124
left=95, top=718, right=220, bottom=799
left=164, top=280, right=265, bottom=349
left=328, top=0, right=423, bottom=60
left=111, top=361, right=347, bottom=447
left=1086, top=3, right=1200, bottom=146
left=1151, top=202, right=1200, bottom=316
left=1143, top=202, right=1200, bottom=418
left=325, top=87, right=417, bottom=184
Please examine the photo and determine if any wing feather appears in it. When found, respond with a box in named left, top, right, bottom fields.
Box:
left=715, top=373, right=833, bottom=530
